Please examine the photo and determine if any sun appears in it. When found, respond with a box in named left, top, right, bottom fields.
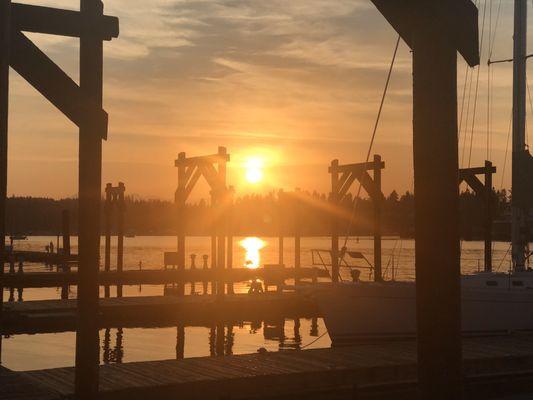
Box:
left=245, top=157, right=264, bottom=184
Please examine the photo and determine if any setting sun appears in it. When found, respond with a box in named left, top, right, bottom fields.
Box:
left=244, top=157, right=264, bottom=184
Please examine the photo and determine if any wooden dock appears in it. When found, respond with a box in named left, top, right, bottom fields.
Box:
left=4, top=335, right=533, bottom=399
left=1, top=267, right=328, bottom=288
left=1, top=292, right=319, bottom=334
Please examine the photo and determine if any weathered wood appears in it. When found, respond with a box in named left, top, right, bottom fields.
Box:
left=12, top=3, right=119, bottom=40
left=9, top=30, right=108, bottom=138
left=412, top=14, right=462, bottom=399
left=17, top=335, right=533, bottom=400
left=330, top=160, right=340, bottom=283
left=75, top=0, right=106, bottom=397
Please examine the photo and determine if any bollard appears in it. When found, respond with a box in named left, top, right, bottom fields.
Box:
left=202, top=255, right=209, bottom=295
left=190, top=254, right=197, bottom=295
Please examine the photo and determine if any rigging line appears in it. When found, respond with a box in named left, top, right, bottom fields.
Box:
left=459, top=65, right=471, bottom=144
left=340, top=34, right=401, bottom=250
left=500, top=111, right=513, bottom=190
left=468, top=0, right=488, bottom=168
left=496, top=243, right=512, bottom=272
left=300, top=331, right=328, bottom=350
left=461, top=67, right=475, bottom=167
left=489, top=0, right=503, bottom=60
left=527, top=76, right=533, bottom=148
left=487, top=63, right=491, bottom=160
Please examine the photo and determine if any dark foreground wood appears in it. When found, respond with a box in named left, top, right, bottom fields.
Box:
left=4, top=335, right=533, bottom=400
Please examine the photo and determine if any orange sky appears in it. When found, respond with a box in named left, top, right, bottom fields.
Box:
left=6, top=0, right=531, bottom=200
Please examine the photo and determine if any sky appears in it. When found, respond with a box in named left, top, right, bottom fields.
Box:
left=6, top=0, right=531, bottom=200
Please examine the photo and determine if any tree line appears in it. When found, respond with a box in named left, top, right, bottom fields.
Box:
left=5, top=188, right=512, bottom=239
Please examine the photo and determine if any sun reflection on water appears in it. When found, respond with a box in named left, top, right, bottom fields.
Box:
left=240, top=237, right=265, bottom=269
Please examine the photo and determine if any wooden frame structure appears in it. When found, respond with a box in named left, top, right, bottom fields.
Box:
left=175, top=147, right=230, bottom=297
left=0, top=1, right=119, bottom=397
left=459, top=161, right=496, bottom=272
left=104, top=182, right=126, bottom=297
left=330, top=155, right=384, bottom=283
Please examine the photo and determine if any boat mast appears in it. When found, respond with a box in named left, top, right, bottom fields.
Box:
left=512, top=0, right=528, bottom=271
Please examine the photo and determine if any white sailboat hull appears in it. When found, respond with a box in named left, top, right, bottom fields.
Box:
left=315, top=275, right=533, bottom=345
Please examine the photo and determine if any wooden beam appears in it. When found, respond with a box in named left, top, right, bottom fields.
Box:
left=11, top=3, right=118, bottom=40
left=175, top=152, right=230, bottom=167
left=328, top=160, right=385, bottom=174
left=184, top=167, right=202, bottom=201
left=459, top=165, right=497, bottom=177
left=337, top=172, right=356, bottom=200
left=370, top=0, right=479, bottom=67
left=9, top=31, right=108, bottom=139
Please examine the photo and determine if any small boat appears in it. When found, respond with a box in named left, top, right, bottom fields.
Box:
left=314, top=272, right=533, bottom=346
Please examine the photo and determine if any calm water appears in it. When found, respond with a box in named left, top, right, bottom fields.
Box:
left=1, top=236, right=516, bottom=371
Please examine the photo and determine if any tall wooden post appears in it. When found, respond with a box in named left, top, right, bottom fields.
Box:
left=216, top=147, right=227, bottom=299
left=75, top=0, right=104, bottom=396
left=104, top=183, right=112, bottom=298
left=278, top=190, right=284, bottom=266
left=0, top=1, right=11, bottom=361
left=330, top=160, right=339, bottom=283
left=484, top=160, right=493, bottom=272
left=413, top=18, right=462, bottom=400
left=61, top=209, right=71, bottom=300
left=294, top=189, right=301, bottom=285
left=373, top=155, right=382, bottom=281
left=62, top=209, right=71, bottom=256
left=176, top=153, right=186, bottom=297
left=226, top=186, right=234, bottom=295
left=116, top=182, right=125, bottom=297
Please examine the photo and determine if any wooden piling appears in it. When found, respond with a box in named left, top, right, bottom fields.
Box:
left=373, top=155, right=382, bottom=282
left=294, top=189, right=301, bottom=285
left=484, top=160, right=493, bottom=272
left=330, top=160, right=340, bottom=283
left=75, top=0, right=105, bottom=396
left=412, top=18, right=462, bottom=399
left=0, top=0, right=11, bottom=363
left=116, top=182, right=125, bottom=297
left=104, top=184, right=112, bottom=298
left=176, top=152, right=186, bottom=297
left=226, top=187, right=234, bottom=295
left=216, top=147, right=227, bottom=299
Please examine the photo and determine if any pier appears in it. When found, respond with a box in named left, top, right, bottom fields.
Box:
left=4, top=335, right=533, bottom=399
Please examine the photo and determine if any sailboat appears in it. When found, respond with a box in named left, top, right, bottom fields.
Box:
left=315, top=0, right=533, bottom=345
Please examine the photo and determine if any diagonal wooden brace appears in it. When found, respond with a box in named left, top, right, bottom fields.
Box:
left=10, top=30, right=108, bottom=139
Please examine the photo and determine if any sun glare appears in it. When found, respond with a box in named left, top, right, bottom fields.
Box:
left=245, top=157, right=264, bottom=184
left=240, top=237, right=266, bottom=269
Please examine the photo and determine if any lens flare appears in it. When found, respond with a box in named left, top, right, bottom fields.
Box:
left=245, top=157, right=264, bottom=184
left=240, top=237, right=265, bottom=269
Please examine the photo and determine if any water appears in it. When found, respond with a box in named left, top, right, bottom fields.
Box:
left=1, top=236, right=515, bottom=371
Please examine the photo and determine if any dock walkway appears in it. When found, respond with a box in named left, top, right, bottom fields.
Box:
left=2, top=292, right=319, bottom=334
left=7, top=335, right=533, bottom=399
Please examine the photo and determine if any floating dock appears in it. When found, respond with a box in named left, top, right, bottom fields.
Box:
left=4, top=335, right=533, bottom=399
left=1, top=292, right=320, bottom=334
